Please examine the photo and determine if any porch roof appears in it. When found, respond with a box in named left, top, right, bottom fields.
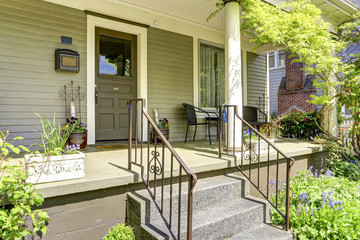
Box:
left=22, top=139, right=325, bottom=199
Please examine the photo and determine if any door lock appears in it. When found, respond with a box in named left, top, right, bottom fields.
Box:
left=95, top=90, right=99, bottom=104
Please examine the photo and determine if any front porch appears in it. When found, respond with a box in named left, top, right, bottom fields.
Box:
left=8, top=137, right=327, bottom=239
left=33, top=138, right=325, bottom=199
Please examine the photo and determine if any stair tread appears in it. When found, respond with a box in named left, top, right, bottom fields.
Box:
left=225, top=224, right=292, bottom=240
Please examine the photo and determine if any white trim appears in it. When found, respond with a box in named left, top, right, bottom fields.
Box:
left=266, top=53, right=270, bottom=122
left=86, top=15, right=147, bottom=144
left=242, top=50, right=247, bottom=106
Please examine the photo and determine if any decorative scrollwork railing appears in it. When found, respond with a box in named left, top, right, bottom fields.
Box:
left=218, top=105, right=295, bottom=231
left=127, top=99, right=197, bottom=240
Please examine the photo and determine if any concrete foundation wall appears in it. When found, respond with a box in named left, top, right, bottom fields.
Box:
left=36, top=183, right=144, bottom=240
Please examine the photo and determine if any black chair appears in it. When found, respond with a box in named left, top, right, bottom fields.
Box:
left=182, top=103, right=219, bottom=145
left=243, top=106, right=267, bottom=128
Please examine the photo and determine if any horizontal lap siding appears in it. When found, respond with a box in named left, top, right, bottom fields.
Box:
left=147, top=28, right=193, bottom=142
left=269, top=68, right=286, bottom=115
left=0, top=0, right=87, bottom=147
left=247, top=52, right=267, bottom=113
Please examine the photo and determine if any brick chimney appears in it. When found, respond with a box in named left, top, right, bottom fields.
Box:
left=278, top=52, right=317, bottom=115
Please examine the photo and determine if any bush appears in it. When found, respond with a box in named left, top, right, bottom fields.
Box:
left=271, top=168, right=360, bottom=239
left=0, top=131, right=50, bottom=239
left=329, top=160, right=360, bottom=181
left=103, top=224, right=134, bottom=240
left=277, top=111, right=322, bottom=140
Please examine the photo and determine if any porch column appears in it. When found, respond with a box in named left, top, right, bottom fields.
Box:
left=225, top=0, right=242, bottom=147
left=323, top=72, right=338, bottom=137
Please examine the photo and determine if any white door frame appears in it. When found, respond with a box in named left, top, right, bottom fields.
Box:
left=87, top=15, right=148, bottom=144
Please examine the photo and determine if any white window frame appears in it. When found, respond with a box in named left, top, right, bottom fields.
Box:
left=269, top=51, right=286, bottom=70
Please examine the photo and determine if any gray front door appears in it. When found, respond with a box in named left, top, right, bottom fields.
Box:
left=95, top=28, right=137, bottom=141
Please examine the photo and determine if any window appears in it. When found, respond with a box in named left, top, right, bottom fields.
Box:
left=269, top=51, right=286, bottom=69
left=99, top=35, right=131, bottom=77
left=278, top=51, right=286, bottom=67
left=269, top=53, right=275, bottom=68
left=199, top=43, right=225, bottom=108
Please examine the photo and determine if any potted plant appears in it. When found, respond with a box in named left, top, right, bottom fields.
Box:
left=311, top=134, right=327, bottom=144
left=243, top=128, right=275, bottom=155
left=64, top=117, right=88, bottom=149
left=25, top=114, right=85, bottom=184
left=152, top=118, right=171, bottom=143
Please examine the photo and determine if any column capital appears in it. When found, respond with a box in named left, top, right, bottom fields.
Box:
left=223, top=0, right=240, bottom=6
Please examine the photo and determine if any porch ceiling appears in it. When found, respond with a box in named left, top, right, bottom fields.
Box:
left=117, top=0, right=225, bottom=31
left=117, top=0, right=358, bottom=32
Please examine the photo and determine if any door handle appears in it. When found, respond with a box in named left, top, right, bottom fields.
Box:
left=95, top=90, right=99, bottom=104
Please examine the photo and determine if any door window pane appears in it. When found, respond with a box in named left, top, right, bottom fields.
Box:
left=199, top=43, right=225, bottom=108
left=99, top=35, right=131, bottom=77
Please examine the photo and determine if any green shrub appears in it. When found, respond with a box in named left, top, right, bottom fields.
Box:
left=329, top=160, right=360, bottom=181
left=103, top=224, right=135, bottom=240
left=277, top=111, right=322, bottom=140
left=0, top=131, right=50, bottom=239
left=271, top=168, right=360, bottom=239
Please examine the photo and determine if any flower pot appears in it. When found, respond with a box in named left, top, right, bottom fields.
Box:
left=25, top=152, right=85, bottom=184
left=67, top=131, right=87, bottom=149
left=152, top=128, right=169, bottom=144
left=313, top=138, right=326, bottom=144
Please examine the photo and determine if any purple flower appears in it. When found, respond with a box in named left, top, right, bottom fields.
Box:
left=269, top=179, right=275, bottom=187
left=324, top=169, right=332, bottom=177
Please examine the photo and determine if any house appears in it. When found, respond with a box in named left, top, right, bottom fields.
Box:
left=0, top=0, right=359, bottom=239
left=269, top=0, right=360, bottom=116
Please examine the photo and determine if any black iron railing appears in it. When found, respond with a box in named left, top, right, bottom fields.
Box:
left=127, top=99, right=197, bottom=240
left=218, top=105, right=294, bottom=231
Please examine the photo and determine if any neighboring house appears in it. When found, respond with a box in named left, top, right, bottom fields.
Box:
left=269, top=0, right=360, bottom=116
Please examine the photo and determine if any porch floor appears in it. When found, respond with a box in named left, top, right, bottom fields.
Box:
left=14, top=138, right=324, bottom=198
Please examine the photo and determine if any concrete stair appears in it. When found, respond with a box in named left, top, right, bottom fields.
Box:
left=127, top=174, right=292, bottom=240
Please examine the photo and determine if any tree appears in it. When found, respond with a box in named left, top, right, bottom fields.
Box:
left=209, top=0, right=360, bottom=156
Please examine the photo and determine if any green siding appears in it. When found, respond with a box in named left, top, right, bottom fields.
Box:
left=247, top=52, right=268, bottom=113
left=147, top=28, right=193, bottom=142
left=0, top=0, right=87, bottom=146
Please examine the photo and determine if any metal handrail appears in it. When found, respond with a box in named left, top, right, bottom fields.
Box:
left=218, top=105, right=295, bottom=231
left=127, top=98, right=197, bottom=240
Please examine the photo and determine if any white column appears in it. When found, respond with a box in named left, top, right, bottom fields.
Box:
left=225, top=1, right=242, bottom=147
left=323, top=72, right=338, bottom=137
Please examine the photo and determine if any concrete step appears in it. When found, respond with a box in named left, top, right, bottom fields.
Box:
left=224, top=224, right=293, bottom=240
left=127, top=174, right=292, bottom=240
left=142, top=174, right=249, bottom=215
left=149, top=197, right=265, bottom=240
